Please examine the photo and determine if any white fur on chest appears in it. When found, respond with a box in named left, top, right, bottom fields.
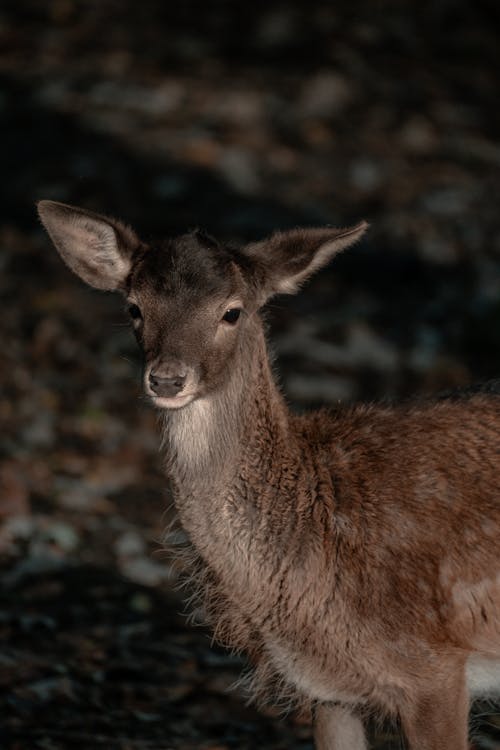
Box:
left=466, top=655, right=500, bottom=698
left=167, top=398, right=214, bottom=469
left=165, top=381, right=241, bottom=476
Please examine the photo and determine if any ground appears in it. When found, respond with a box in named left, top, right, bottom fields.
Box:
left=1, top=1, right=499, bottom=748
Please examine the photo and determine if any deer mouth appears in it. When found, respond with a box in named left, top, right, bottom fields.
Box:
left=149, top=391, right=198, bottom=410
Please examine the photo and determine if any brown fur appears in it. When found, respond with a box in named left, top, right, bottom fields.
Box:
left=38, top=200, right=500, bottom=749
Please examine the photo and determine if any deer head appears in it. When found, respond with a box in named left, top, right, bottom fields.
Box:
left=38, top=200, right=367, bottom=410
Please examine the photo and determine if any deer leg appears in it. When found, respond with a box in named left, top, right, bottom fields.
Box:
left=313, top=703, right=368, bottom=750
left=401, top=668, right=469, bottom=750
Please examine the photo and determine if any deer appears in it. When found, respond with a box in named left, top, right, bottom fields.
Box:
left=37, top=199, right=500, bottom=750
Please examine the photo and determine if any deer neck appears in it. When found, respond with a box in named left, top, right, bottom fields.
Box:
left=161, top=315, right=290, bottom=489
left=161, top=317, right=305, bottom=616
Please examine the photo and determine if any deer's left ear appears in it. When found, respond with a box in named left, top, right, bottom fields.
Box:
left=37, top=200, right=141, bottom=291
left=243, top=222, right=368, bottom=302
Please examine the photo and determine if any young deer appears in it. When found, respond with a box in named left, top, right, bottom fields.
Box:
left=38, top=200, right=500, bottom=750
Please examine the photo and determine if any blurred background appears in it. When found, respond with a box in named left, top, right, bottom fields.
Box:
left=1, top=1, right=499, bottom=748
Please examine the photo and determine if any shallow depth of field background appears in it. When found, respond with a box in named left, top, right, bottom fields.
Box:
left=1, top=2, right=499, bottom=748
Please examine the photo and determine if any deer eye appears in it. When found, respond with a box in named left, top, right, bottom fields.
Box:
left=128, top=304, right=142, bottom=320
left=222, top=308, right=241, bottom=325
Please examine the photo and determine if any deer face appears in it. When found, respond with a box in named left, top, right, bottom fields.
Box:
left=38, top=200, right=367, bottom=410
left=125, top=233, right=248, bottom=409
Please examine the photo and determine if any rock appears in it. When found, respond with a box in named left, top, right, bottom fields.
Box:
left=217, top=148, right=260, bottom=194
left=22, top=411, right=55, bottom=449
left=34, top=521, right=79, bottom=554
left=286, top=373, right=354, bottom=404
left=349, top=158, right=385, bottom=193
left=299, top=72, right=352, bottom=119
left=421, top=186, right=475, bottom=217
left=399, top=116, right=439, bottom=154
left=277, top=323, right=398, bottom=372
left=115, top=530, right=146, bottom=558
left=119, top=556, right=175, bottom=587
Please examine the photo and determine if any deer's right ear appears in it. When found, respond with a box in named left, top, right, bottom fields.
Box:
left=37, top=200, right=141, bottom=291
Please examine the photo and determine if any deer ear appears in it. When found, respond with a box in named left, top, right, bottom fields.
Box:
left=37, top=200, right=141, bottom=291
left=244, top=222, right=368, bottom=301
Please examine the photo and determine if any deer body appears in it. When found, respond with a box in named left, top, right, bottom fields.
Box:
left=38, top=200, right=500, bottom=750
left=167, top=323, right=500, bottom=726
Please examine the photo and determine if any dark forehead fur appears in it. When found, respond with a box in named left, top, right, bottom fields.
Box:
left=129, top=231, right=240, bottom=298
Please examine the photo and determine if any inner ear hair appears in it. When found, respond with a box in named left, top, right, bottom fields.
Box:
left=246, top=221, right=368, bottom=298
left=37, top=200, right=141, bottom=292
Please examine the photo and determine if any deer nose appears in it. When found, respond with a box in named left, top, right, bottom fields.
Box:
left=149, top=371, right=187, bottom=397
